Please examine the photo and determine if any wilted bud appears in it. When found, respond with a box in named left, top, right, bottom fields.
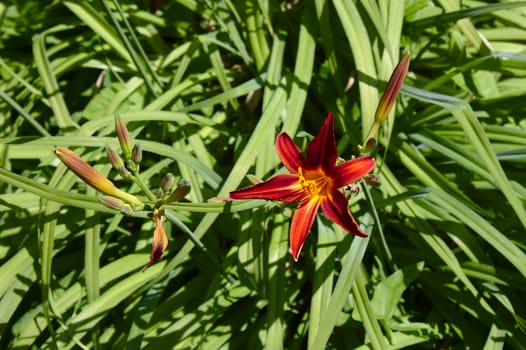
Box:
left=154, top=187, right=164, bottom=199
left=160, top=173, right=175, bottom=192
left=132, top=143, right=142, bottom=164
left=142, top=209, right=168, bottom=272
left=54, top=147, right=142, bottom=208
left=165, top=179, right=191, bottom=203
left=365, top=173, right=382, bottom=187
left=115, top=114, right=133, bottom=159
left=105, top=144, right=124, bottom=170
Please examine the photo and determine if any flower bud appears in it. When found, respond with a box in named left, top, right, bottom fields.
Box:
left=115, top=114, right=132, bottom=159
left=132, top=143, right=142, bottom=164
left=165, top=179, right=191, bottom=203
left=105, top=144, right=124, bottom=170
left=118, top=165, right=131, bottom=179
left=374, top=52, right=410, bottom=124
left=160, top=173, right=174, bottom=192
left=98, top=194, right=124, bottom=210
left=365, top=173, right=382, bottom=187
left=362, top=52, right=410, bottom=152
left=54, top=147, right=142, bottom=208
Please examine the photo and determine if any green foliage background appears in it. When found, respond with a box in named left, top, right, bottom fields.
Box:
left=1, top=0, right=526, bottom=349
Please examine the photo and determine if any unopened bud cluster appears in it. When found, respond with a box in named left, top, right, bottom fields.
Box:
left=55, top=115, right=192, bottom=272
left=114, top=114, right=142, bottom=173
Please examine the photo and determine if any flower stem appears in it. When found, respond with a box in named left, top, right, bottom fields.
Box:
left=130, top=170, right=157, bottom=202
left=361, top=179, right=397, bottom=272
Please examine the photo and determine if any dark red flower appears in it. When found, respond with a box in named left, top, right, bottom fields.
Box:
left=230, top=113, right=376, bottom=260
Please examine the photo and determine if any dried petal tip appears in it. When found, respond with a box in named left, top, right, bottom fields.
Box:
left=115, top=114, right=133, bottom=159
left=142, top=209, right=168, bottom=272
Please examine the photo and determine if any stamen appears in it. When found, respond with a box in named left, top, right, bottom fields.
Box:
left=298, top=167, right=330, bottom=197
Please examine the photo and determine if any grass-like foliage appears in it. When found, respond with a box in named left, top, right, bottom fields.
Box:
left=1, top=0, right=526, bottom=349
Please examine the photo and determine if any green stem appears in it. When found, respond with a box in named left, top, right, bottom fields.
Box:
left=130, top=170, right=157, bottom=202
left=361, top=180, right=397, bottom=272
left=164, top=210, right=235, bottom=284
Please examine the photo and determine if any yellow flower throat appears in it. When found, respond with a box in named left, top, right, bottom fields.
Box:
left=298, top=167, right=331, bottom=198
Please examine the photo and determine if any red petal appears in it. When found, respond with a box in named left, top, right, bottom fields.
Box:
left=290, top=198, right=320, bottom=261
left=332, top=156, right=376, bottom=188
left=230, top=174, right=303, bottom=203
left=142, top=211, right=168, bottom=272
left=306, top=113, right=338, bottom=170
left=276, top=132, right=306, bottom=173
left=320, top=191, right=368, bottom=237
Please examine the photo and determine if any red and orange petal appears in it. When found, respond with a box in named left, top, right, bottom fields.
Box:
left=320, top=191, right=368, bottom=237
left=332, top=156, right=376, bottom=189
left=142, top=211, right=168, bottom=272
left=276, top=132, right=306, bottom=173
left=230, top=174, right=304, bottom=203
left=306, top=113, right=338, bottom=170
left=290, top=197, right=320, bottom=261
left=54, top=147, right=116, bottom=194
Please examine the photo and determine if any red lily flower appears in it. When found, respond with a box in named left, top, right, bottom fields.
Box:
left=230, top=113, right=376, bottom=261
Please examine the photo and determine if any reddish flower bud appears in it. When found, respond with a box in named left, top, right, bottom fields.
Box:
left=160, top=173, right=174, bottom=193
left=375, top=52, right=410, bottom=124
left=115, top=114, right=133, bottom=159
left=98, top=194, right=124, bottom=210
left=365, top=173, right=382, bottom=187
left=54, top=147, right=142, bottom=208
left=362, top=52, right=410, bottom=152
left=165, top=179, right=191, bottom=203
left=105, top=144, right=124, bottom=170
left=132, top=143, right=143, bottom=164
